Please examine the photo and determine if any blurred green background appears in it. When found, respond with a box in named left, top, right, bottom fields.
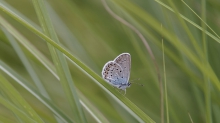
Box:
left=0, top=0, right=220, bottom=123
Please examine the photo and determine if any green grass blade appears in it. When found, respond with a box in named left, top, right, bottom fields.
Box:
left=0, top=5, right=108, bottom=122
left=201, top=0, right=212, bottom=123
left=0, top=0, right=220, bottom=122
left=0, top=60, right=73, bottom=123
left=154, top=0, right=220, bottom=43
left=0, top=73, right=44, bottom=123
left=2, top=26, right=60, bottom=122
left=0, top=115, right=17, bottom=123
left=113, top=0, right=220, bottom=92
left=0, top=95, right=37, bottom=123
left=65, top=53, right=153, bottom=123
left=77, top=90, right=110, bottom=123
left=0, top=2, right=155, bottom=122
left=1, top=26, right=50, bottom=98
left=31, top=0, right=86, bottom=122
left=181, top=0, right=220, bottom=39
left=162, top=39, right=169, bottom=123
left=166, top=0, right=203, bottom=58
left=102, top=1, right=163, bottom=122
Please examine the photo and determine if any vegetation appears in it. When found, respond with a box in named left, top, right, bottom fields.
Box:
left=0, top=0, right=219, bottom=122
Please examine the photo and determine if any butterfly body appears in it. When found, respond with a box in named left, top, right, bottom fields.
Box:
left=102, top=53, right=131, bottom=94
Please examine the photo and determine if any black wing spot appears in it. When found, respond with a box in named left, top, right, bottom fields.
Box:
left=111, top=75, right=112, bottom=76
left=120, top=71, right=122, bottom=72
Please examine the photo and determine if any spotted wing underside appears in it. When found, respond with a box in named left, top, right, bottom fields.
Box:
left=102, top=61, right=126, bottom=87
left=113, top=53, right=131, bottom=84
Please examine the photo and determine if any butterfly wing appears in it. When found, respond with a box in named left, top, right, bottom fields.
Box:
left=113, top=53, right=131, bottom=84
left=102, top=61, right=127, bottom=87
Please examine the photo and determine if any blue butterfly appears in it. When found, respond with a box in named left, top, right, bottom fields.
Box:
left=102, top=53, right=131, bottom=94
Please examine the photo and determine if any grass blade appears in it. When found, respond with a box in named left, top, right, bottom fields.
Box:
left=31, top=0, right=86, bottom=122
left=162, top=34, right=169, bottom=123
left=0, top=95, right=37, bottom=123
left=0, top=73, right=43, bottom=122
left=0, top=2, right=155, bottom=122
left=0, top=60, right=73, bottom=123
left=201, top=0, right=212, bottom=123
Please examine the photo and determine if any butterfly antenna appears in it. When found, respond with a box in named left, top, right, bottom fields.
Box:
left=130, top=78, right=140, bottom=82
left=130, top=82, right=144, bottom=86
left=130, top=78, right=144, bottom=86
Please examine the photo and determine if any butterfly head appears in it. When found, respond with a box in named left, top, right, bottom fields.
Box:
left=128, top=82, right=131, bottom=87
left=118, top=82, right=131, bottom=90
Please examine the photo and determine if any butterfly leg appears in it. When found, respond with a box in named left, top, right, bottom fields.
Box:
left=113, top=86, right=118, bottom=92
left=123, top=89, right=126, bottom=95
left=119, top=89, right=122, bottom=94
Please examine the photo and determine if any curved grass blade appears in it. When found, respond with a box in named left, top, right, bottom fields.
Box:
left=113, top=0, right=220, bottom=92
left=0, top=95, right=37, bottom=123
left=0, top=73, right=44, bottom=123
left=201, top=0, right=212, bottom=122
left=162, top=39, right=169, bottom=123
left=0, top=2, right=155, bottom=123
left=2, top=26, right=60, bottom=122
left=154, top=0, right=220, bottom=43
left=31, top=0, right=86, bottom=122
left=0, top=5, right=107, bottom=122
left=0, top=60, right=73, bottom=123
left=102, top=1, right=163, bottom=122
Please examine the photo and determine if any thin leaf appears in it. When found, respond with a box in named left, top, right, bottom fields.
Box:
left=0, top=60, right=73, bottom=123
left=31, top=0, right=86, bottom=122
left=0, top=2, right=155, bottom=123
left=0, top=73, right=44, bottom=123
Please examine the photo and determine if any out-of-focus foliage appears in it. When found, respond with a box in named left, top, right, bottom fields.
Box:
left=0, top=0, right=219, bottom=123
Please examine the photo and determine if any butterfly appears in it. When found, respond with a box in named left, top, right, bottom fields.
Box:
left=102, top=53, right=131, bottom=94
